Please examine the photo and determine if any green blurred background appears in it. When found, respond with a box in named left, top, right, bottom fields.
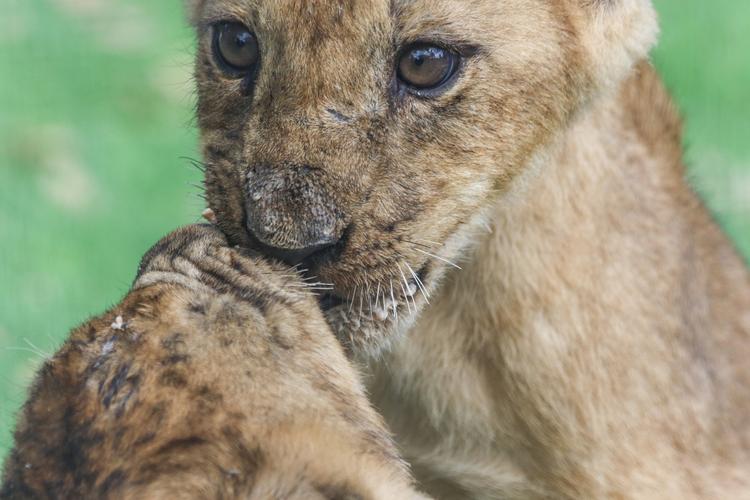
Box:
left=0, top=0, right=748, bottom=460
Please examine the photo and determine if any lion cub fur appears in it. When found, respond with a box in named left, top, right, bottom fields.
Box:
left=2, top=226, right=426, bottom=499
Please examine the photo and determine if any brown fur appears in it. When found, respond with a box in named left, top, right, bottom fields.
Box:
left=1, top=225, right=426, bottom=499
left=5, top=0, right=750, bottom=498
left=187, top=0, right=750, bottom=498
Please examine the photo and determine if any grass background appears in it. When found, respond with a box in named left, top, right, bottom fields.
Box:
left=0, top=0, right=748, bottom=461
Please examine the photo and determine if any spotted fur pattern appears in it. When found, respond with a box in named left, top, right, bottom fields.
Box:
left=1, top=225, right=426, bottom=499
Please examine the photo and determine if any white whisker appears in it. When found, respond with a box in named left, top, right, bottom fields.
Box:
left=7, top=339, right=52, bottom=361
left=413, top=248, right=462, bottom=270
left=304, top=281, right=334, bottom=288
left=364, top=272, right=373, bottom=320
left=390, top=280, right=398, bottom=321
left=348, top=284, right=357, bottom=314
left=396, top=262, right=415, bottom=313
left=405, top=262, right=430, bottom=303
left=5, top=347, right=47, bottom=360
left=414, top=237, right=444, bottom=247
left=24, top=339, right=51, bottom=358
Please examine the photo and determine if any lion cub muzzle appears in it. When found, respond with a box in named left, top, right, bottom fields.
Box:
left=243, top=162, right=351, bottom=266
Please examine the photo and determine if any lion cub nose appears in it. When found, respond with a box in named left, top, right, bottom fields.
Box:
left=244, top=164, right=342, bottom=266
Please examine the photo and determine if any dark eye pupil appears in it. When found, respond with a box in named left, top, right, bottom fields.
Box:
left=216, top=22, right=259, bottom=73
left=235, top=31, right=252, bottom=49
left=398, top=44, right=457, bottom=90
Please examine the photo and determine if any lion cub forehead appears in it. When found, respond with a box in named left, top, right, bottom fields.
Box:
left=191, top=0, right=521, bottom=41
left=187, top=0, right=568, bottom=53
left=196, top=0, right=389, bottom=26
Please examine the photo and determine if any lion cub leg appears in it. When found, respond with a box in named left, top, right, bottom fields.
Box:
left=1, top=225, right=427, bottom=499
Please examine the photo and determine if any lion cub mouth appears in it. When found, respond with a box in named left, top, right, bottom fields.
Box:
left=203, top=208, right=431, bottom=344
left=318, top=293, right=345, bottom=312
left=314, top=263, right=425, bottom=323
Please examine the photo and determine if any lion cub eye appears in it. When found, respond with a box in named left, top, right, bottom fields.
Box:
left=213, top=22, right=259, bottom=76
left=397, top=44, right=459, bottom=91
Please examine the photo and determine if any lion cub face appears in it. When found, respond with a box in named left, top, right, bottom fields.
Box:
left=190, top=0, right=656, bottom=351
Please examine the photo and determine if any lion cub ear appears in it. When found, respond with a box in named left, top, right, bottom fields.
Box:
left=576, top=0, right=659, bottom=90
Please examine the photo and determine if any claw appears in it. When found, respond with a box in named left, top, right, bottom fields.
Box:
left=202, top=208, right=217, bottom=224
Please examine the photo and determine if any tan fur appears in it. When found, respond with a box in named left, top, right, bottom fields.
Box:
left=186, top=0, right=750, bottom=498
left=6, top=0, right=749, bottom=498
left=369, top=65, right=750, bottom=498
left=2, top=226, right=426, bottom=498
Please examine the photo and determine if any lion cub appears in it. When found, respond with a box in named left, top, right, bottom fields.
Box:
left=188, top=0, right=750, bottom=498
left=1, top=225, right=426, bottom=499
